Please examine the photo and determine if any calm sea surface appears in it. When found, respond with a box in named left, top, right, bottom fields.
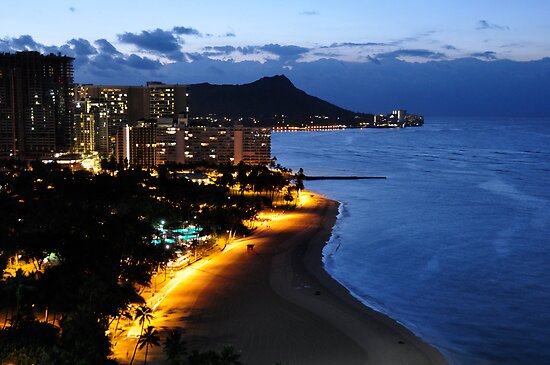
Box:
left=272, top=118, right=550, bottom=365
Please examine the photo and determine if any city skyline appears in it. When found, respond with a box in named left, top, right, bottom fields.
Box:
left=1, top=1, right=550, bottom=116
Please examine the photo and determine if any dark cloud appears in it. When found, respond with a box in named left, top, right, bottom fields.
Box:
left=322, top=42, right=389, bottom=48
left=201, top=44, right=310, bottom=62
left=376, top=49, right=446, bottom=60
left=95, top=39, right=121, bottom=55
left=260, top=44, right=310, bottom=62
left=184, top=52, right=206, bottom=62
left=88, top=53, right=123, bottom=71
left=204, top=45, right=237, bottom=54
left=202, top=45, right=261, bottom=57
left=300, top=10, right=319, bottom=16
left=118, top=28, right=183, bottom=60
left=238, top=46, right=258, bottom=55
left=312, top=52, right=341, bottom=58
left=224, top=32, right=236, bottom=37
left=172, top=26, right=201, bottom=36
left=66, top=38, right=97, bottom=57
left=10, top=35, right=40, bottom=50
left=0, top=34, right=164, bottom=76
left=476, top=20, right=510, bottom=31
left=443, top=44, right=458, bottom=50
left=125, top=54, right=162, bottom=69
left=470, top=51, right=498, bottom=60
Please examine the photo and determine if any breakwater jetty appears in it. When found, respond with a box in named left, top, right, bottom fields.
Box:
left=304, top=175, right=386, bottom=180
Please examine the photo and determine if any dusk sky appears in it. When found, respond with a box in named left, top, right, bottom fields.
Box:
left=2, top=0, right=550, bottom=116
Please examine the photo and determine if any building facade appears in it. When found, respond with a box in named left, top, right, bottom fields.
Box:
left=183, top=125, right=271, bottom=165
left=76, top=82, right=189, bottom=157
left=233, top=126, right=271, bottom=165
left=0, top=51, right=74, bottom=159
left=73, top=101, right=95, bottom=154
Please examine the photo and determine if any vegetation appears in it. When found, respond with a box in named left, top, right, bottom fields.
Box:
left=0, top=159, right=296, bottom=364
left=163, top=329, right=242, bottom=365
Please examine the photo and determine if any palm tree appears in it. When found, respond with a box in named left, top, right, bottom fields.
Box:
left=219, top=345, right=242, bottom=365
left=163, top=329, right=187, bottom=364
left=138, top=326, right=161, bottom=365
left=129, top=305, right=154, bottom=364
left=3, top=268, right=36, bottom=327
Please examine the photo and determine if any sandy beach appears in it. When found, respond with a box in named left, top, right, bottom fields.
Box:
left=116, top=192, right=448, bottom=365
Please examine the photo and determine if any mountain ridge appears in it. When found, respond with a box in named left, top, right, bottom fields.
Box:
left=188, top=75, right=368, bottom=126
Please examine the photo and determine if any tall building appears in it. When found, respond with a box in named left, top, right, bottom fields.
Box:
left=0, top=51, right=74, bottom=159
left=183, top=126, right=234, bottom=164
left=129, top=120, right=157, bottom=167
left=183, top=125, right=271, bottom=165
left=76, top=82, right=188, bottom=157
left=73, top=101, right=95, bottom=154
left=156, top=117, right=185, bottom=165
left=115, top=124, right=130, bottom=166
left=233, top=126, right=271, bottom=165
left=147, top=82, right=189, bottom=120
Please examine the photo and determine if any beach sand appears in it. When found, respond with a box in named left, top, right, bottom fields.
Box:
left=118, top=192, right=448, bottom=365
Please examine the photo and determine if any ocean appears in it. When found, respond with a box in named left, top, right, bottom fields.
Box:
left=272, top=117, right=550, bottom=365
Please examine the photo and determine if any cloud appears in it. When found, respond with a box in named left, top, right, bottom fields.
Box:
left=201, top=44, right=309, bottom=62
left=202, top=45, right=259, bottom=58
left=66, top=38, right=97, bottom=57
left=95, top=39, right=121, bottom=55
left=376, top=49, right=446, bottom=60
left=470, top=51, right=497, bottom=60
left=476, top=20, right=510, bottom=31
left=118, top=28, right=184, bottom=60
left=69, top=6, right=76, bottom=12
left=322, top=42, right=389, bottom=48
left=0, top=34, right=164, bottom=76
left=204, top=45, right=237, bottom=54
left=224, top=32, right=236, bottom=37
left=172, top=26, right=201, bottom=36
left=125, top=54, right=162, bottom=69
left=443, top=44, right=458, bottom=51
left=259, top=44, right=310, bottom=62
left=300, top=10, right=319, bottom=16
left=9, top=35, right=40, bottom=50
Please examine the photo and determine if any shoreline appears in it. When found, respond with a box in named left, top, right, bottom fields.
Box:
left=270, top=192, right=448, bottom=365
left=115, top=191, right=448, bottom=364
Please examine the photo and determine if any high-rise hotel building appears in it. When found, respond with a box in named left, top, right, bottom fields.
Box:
left=0, top=51, right=74, bottom=159
left=76, top=82, right=189, bottom=157
left=183, top=125, right=271, bottom=165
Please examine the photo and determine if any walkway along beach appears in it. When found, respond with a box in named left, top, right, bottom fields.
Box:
left=114, top=192, right=448, bottom=365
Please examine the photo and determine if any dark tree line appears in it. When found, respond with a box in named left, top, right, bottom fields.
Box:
left=0, top=159, right=296, bottom=364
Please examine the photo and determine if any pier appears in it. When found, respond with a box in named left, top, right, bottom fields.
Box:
left=304, top=175, right=386, bottom=180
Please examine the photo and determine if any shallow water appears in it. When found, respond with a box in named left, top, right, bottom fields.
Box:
left=272, top=118, right=550, bottom=365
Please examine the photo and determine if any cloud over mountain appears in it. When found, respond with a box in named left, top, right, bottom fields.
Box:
left=1, top=28, right=549, bottom=117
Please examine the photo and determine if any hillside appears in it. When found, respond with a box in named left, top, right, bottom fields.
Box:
left=188, top=75, right=368, bottom=126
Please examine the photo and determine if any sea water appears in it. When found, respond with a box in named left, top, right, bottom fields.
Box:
left=272, top=118, right=550, bottom=365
